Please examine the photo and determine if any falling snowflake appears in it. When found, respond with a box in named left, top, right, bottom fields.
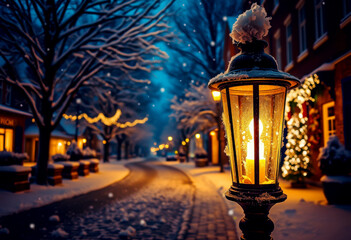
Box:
left=193, top=29, right=196, bottom=32
left=108, top=192, right=114, bottom=198
left=182, top=62, right=187, bottom=67
left=201, top=72, right=204, bottom=75
left=106, top=72, right=111, bottom=77
left=138, top=102, right=141, bottom=106
left=152, top=104, right=155, bottom=107
left=228, top=209, right=234, bottom=216
left=191, top=80, right=195, bottom=84
left=213, top=58, right=216, bottom=61
left=183, top=23, right=186, bottom=27
left=29, top=223, right=35, bottom=230
left=188, top=44, right=191, bottom=47
left=160, top=88, right=165, bottom=93
left=223, top=16, right=228, bottom=21
left=210, top=41, right=215, bottom=47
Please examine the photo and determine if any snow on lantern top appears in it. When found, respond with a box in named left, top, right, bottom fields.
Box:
left=230, top=3, right=271, bottom=44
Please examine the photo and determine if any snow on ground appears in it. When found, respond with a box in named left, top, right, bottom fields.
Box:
left=166, top=160, right=351, bottom=240
left=0, top=158, right=143, bottom=217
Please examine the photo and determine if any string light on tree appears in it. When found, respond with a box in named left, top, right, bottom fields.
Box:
left=282, top=74, right=320, bottom=182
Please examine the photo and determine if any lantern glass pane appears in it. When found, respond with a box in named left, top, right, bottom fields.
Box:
left=222, top=84, right=287, bottom=186
left=221, top=90, right=237, bottom=183
left=258, top=85, right=286, bottom=184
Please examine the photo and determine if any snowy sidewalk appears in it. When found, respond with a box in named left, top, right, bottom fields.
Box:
left=165, top=160, right=351, bottom=240
left=0, top=158, right=142, bottom=217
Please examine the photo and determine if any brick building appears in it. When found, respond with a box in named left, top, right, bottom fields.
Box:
left=261, top=0, right=351, bottom=178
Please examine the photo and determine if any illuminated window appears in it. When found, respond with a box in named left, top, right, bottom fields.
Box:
left=0, top=128, right=14, bottom=152
left=323, top=101, right=336, bottom=146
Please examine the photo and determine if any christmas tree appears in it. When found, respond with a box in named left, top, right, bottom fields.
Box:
left=281, top=112, right=312, bottom=183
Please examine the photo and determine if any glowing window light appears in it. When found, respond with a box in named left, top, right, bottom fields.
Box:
left=210, top=131, right=215, bottom=136
left=82, top=138, right=87, bottom=144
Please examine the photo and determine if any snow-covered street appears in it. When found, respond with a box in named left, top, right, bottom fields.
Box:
left=167, top=161, right=351, bottom=240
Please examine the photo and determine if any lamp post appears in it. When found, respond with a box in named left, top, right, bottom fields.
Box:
left=208, top=39, right=300, bottom=240
left=212, top=91, right=224, bottom=172
left=75, top=98, right=82, bottom=142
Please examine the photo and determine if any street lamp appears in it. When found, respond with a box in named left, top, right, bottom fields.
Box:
left=75, top=98, right=82, bottom=142
left=212, top=90, right=224, bottom=172
left=208, top=39, right=300, bottom=240
left=168, top=136, right=173, bottom=141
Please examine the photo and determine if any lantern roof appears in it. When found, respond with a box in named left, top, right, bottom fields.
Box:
left=208, top=40, right=300, bottom=90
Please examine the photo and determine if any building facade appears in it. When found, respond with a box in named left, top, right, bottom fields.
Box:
left=262, top=0, right=351, bottom=178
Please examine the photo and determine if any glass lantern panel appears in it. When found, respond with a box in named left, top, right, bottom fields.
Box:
left=222, top=85, right=254, bottom=184
left=221, top=90, right=237, bottom=183
left=258, top=85, right=286, bottom=184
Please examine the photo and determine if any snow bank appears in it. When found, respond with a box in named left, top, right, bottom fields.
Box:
left=230, top=3, right=271, bottom=44
left=0, top=165, right=31, bottom=172
left=0, top=158, right=144, bottom=217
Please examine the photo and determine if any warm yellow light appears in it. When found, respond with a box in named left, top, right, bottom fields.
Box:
left=212, top=91, right=221, bottom=101
left=154, top=142, right=157, bottom=146
left=31, top=118, right=35, bottom=123
left=175, top=150, right=178, bottom=154
left=185, top=138, right=189, bottom=143
left=210, top=131, right=215, bottom=136
left=165, top=144, right=169, bottom=149
left=246, top=119, right=265, bottom=184
left=67, top=141, right=71, bottom=146
left=58, top=142, right=62, bottom=147
left=195, top=133, right=201, bottom=139
left=82, top=138, right=87, bottom=144
left=159, top=144, right=164, bottom=150
left=102, top=140, right=107, bottom=144
left=168, top=136, right=173, bottom=141
left=182, top=141, right=186, bottom=145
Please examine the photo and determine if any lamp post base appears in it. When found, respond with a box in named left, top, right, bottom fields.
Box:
left=225, top=186, right=287, bottom=240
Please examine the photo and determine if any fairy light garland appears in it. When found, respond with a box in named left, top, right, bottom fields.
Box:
left=63, top=110, right=148, bottom=128
left=281, top=74, right=320, bottom=180
left=63, top=109, right=122, bottom=126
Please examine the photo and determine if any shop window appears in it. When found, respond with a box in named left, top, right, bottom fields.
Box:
left=323, top=101, right=336, bottom=146
left=0, top=128, right=14, bottom=152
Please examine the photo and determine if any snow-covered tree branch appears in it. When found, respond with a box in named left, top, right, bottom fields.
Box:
left=0, top=0, right=174, bottom=184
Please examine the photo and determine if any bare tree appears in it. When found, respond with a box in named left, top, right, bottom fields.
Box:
left=165, top=0, right=240, bottom=96
left=170, top=83, right=217, bottom=137
left=76, top=86, right=147, bottom=162
left=0, top=0, right=174, bottom=184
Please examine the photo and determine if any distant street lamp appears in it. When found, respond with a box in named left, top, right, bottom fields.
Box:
left=168, top=136, right=173, bottom=141
left=212, top=90, right=224, bottom=173
left=75, top=98, right=82, bottom=142
left=208, top=39, right=300, bottom=240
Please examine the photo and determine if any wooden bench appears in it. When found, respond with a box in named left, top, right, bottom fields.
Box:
left=0, top=165, right=31, bottom=192
left=57, top=161, right=79, bottom=179
left=78, top=160, right=90, bottom=176
left=85, top=158, right=99, bottom=173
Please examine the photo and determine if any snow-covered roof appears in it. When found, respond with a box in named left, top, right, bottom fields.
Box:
left=25, top=125, right=71, bottom=139
left=0, top=104, right=32, bottom=117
